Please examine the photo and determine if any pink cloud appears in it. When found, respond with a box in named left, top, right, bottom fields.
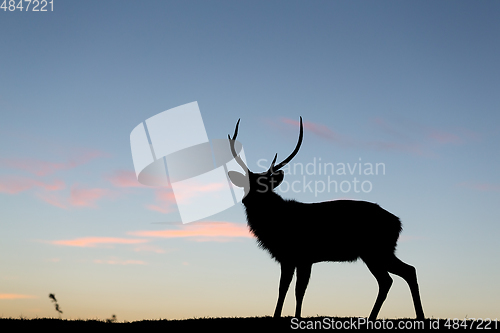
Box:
left=0, top=159, right=65, bottom=176
left=282, top=117, right=345, bottom=143
left=458, top=182, right=500, bottom=192
left=129, top=222, right=253, bottom=242
left=0, top=294, right=37, bottom=300
left=427, top=130, right=461, bottom=144
left=50, top=237, right=149, bottom=247
left=456, top=127, right=481, bottom=141
left=105, top=170, right=177, bottom=213
left=373, top=116, right=478, bottom=148
left=371, top=117, right=412, bottom=141
left=0, top=150, right=106, bottom=176
left=106, top=170, right=176, bottom=213
left=145, top=204, right=172, bottom=214
left=363, top=141, right=426, bottom=156
left=145, top=187, right=177, bottom=214
left=106, top=170, right=145, bottom=188
left=281, top=117, right=425, bottom=155
left=70, top=185, right=111, bottom=207
left=37, top=192, right=68, bottom=209
left=0, top=176, right=65, bottom=194
left=36, top=184, right=114, bottom=209
left=278, top=116, right=479, bottom=157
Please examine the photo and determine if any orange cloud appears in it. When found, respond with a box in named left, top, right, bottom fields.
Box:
left=145, top=180, right=230, bottom=214
left=169, top=180, right=228, bottom=209
left=0, top=294, right=37, bottom=300
left=129, top=222, right=253, bottom=242
left=0, top=176, right=65, bottom=194
left=171, top=181, right=228, bottom=206
left=50, top=237, right=149, bottom=247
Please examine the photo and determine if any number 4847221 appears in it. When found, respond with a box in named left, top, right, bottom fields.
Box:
left=1, top=0, right=54, bottom=11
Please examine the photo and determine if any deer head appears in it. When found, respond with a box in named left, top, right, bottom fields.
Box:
left=227, top=117, right=303, bottom=196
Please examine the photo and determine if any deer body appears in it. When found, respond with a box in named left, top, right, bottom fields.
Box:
left=228, top=118, right=425, bottom=321
left=244, top=195, right=401, bottom=264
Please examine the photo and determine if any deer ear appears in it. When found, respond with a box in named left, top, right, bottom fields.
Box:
left=228, top=171, right=247, bottom=188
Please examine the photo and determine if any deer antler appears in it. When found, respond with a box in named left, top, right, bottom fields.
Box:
left=270, top=116, right=303, bottom=173
left=228, top=119, right=248, bottom=173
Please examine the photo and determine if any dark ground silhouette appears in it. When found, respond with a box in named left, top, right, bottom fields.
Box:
left=0, top=317, right=487, bottom=331
left=228, top=117, right=425, bottom=321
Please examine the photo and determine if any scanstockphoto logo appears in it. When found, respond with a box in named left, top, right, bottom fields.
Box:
left=130, top=102, right=247, bottom=224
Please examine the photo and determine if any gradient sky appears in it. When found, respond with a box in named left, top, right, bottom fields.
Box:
left=1, top=0, right=499, bottom=321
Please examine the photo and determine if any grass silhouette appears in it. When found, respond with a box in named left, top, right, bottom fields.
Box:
left=48, top=293, right=62, bottom=318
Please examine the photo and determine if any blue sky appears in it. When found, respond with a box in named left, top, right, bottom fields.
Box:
left=1, top=0, right=499, bottom=321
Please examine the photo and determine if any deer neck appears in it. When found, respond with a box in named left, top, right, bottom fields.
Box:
left=241, top=190, right=285, bottom=226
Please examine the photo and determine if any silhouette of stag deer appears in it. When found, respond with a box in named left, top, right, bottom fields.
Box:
left=227, top=117, right=425, bottom=321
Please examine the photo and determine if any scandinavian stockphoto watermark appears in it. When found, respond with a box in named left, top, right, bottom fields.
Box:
left=256, top=157, right=385, bottom=197
left=130, top=102, right=247, bottom=224
left=130, top=102, right=386, bottom=223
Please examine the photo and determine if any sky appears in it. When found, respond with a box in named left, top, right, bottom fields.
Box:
left=1, top=0, right=499, bottom=322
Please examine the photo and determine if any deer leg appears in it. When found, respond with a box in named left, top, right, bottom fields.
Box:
left=294, top=263, right=312, bottom=318
left=274, top=263, right=295, bottom=318
left=388, top=256, right=425, bottom=320
left=365, top=260, right=393, bottom=321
